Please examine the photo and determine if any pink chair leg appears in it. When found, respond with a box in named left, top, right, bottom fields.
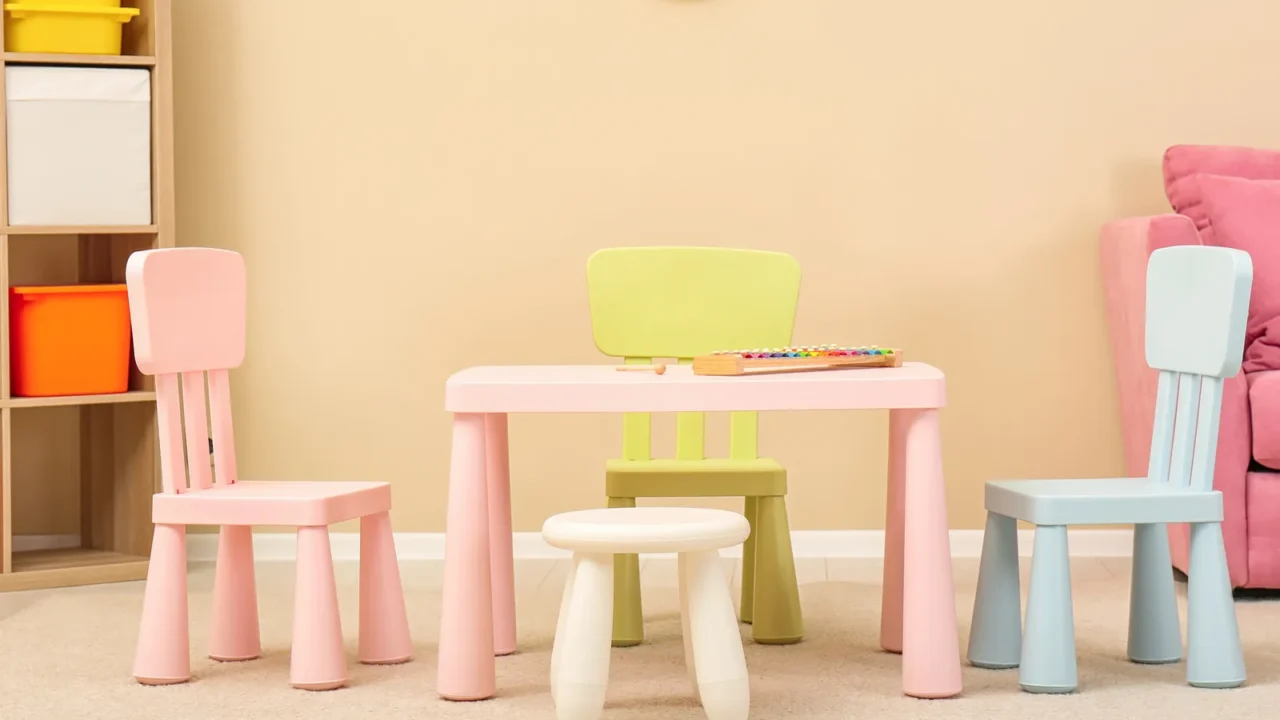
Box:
left=209, top=524, right=261, bottom=662
left=899, top=408, right=963, bottom=699
left=437, top=412, right=497, bottom=701
left=486, top=413, right=517, bottom=657
left=133, top=523, right=191, bottom=685
left=291, top=526, right=347, bottom=691
left=880, top=409, right=907, bottom=654
left=359, top=511, right=413, bottom=664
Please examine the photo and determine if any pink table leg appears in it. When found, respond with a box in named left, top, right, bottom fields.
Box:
left=486, top=413, right=517, bottom=656
left=437, top=412, right=496, bottom=701
left=880, top=409, right=906, bottom=654
left=899, top=407, right=963, bottom=699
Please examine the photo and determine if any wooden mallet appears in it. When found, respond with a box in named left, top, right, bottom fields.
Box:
left=614, top=363, right=667, bottom=375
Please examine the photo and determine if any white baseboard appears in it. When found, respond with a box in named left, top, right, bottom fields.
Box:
left=167, top=528, right=1134, bottom=563
left=15, top=528, right=1135, bottom=563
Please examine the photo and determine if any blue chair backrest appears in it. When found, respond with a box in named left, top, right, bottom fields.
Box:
left=1143, top=245, right=1253, bottom=491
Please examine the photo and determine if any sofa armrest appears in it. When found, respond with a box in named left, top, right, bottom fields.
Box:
left=1099, top=215, right=1203, bottom=478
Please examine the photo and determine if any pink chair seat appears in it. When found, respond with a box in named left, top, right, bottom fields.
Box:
left=153, top=480, right=392, bottom=526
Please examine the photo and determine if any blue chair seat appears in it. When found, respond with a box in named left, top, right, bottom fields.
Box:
left=985, top=478, right=1223, bottom=526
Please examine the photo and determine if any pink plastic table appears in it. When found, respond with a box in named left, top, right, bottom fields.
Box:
left=436, top=362, right=962, bottom=701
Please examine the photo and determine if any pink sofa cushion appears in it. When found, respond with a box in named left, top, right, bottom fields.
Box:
left=1250, top=372, right=1280, bottom=470
left=1171, top=171, right=1280, bottom=469
left=1165, top=144, right=1280, bottom=247
left=1166, top=174, right=1280, bottom=372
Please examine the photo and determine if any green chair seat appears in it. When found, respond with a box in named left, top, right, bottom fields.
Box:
left=606, top=458, right=787, bottom=499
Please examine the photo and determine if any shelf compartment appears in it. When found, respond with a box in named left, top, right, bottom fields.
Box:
left=5, top=65, right=153, bottom=228
left=1, top=402, right=156, bottom=590
left=1, top=0, right=168, bottom=66
left=0, top=547, right=148, bottom=591
left=5, top=225, right=157, bottom=236
left=6, top=234, right=157, bottom=400
left=1, top=52, right=156, bottom=67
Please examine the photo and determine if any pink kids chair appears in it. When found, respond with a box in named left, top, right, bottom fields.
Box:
left=127, top=247, right=412, bottom=690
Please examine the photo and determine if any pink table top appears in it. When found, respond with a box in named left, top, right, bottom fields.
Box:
left=445, top=362, right=945, bottom=414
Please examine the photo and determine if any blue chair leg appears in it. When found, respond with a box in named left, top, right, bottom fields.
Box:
left=1128, top=522, right=1182, bottom=664
left=1019, top=524, right=1077, bottom=693
left=1186, top=521, right=1245, bottom=688
left=968, top=511, right=1021, bottom=669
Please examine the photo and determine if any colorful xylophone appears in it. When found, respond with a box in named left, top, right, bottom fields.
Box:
left=692, top=345, right=903, bottom=376
left=616, top=345, right=904, bottom=376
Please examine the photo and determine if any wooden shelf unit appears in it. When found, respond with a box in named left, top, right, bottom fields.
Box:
left=0, top=0, right=174, bottom=593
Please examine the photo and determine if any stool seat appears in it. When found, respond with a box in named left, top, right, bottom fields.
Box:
left=542, top=507, right=750, bottom=554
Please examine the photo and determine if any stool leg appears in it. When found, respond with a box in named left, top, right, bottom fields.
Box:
left=739, top=497, right=758, bottom=624
left=359, top=511, right=413, bottom=664
left=551, top=554, right=581, bottom=706
left=209, top=524, right=261, bottom=662
left=133, top=523, right=191, bottom=685
left=685, top=549, right=749, bottom=720
left=968, top=511, right=1021, bottom=669
left=291, top=526, right=347, bottom=691
left=553, top=553, right=614, bottom=720
left=1128, top=522, right=1182, bottom=664
left=1019, top=524, right=1076, bottom=693
left=751, top=495, right=803, bottom=644
left=1186, top=521, right=1245, bottom=688
left=678, top=552, right=701, bottom=701
left=607, top=497, right=643, bottom=647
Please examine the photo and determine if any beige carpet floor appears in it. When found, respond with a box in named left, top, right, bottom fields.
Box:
left=2, top=556, right=1279, bottom=719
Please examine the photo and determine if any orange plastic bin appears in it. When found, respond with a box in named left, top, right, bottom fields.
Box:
left=9, top=284, right=133, bottom=397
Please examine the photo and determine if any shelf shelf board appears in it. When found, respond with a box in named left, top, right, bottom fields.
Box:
left=0, top=548, right=149, bottom=591
left=1, top=52, right=157, bottom=67
left=4, top=224, right=158, bottom=236
left=5, top=390, right=156, bottom=409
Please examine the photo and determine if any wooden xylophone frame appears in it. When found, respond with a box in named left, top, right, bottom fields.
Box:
left=690, top=347, right=904, bottom=376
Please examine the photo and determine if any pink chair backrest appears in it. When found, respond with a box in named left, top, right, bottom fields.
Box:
left=126, top=248, right=247, bottom=494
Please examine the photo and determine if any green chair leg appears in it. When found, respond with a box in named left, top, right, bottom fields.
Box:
left=751, top=495, right=804, bottom=644
left=608, top=496, right=644, bottom=647
left=740, top=497, right=758, bottom=624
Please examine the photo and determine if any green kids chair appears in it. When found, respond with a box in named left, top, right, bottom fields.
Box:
left=586, top=246, right=805, bottom=647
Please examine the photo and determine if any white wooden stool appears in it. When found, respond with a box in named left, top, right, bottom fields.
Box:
left=542, top=507, right=752, bottom=720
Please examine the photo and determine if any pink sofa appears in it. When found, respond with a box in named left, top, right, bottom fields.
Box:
left=1101, top=144, right=1280, bottom=590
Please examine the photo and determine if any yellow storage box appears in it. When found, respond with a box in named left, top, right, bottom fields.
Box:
left=4, top=2, right=140, bottom=56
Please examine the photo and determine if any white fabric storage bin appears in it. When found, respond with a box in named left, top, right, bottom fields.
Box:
left=6, top=66, right=152, bottom=227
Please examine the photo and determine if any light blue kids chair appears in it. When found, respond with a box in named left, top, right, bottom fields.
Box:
left=967, top=244, right=1250, bottom=693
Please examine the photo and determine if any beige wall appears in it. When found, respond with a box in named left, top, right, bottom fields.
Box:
left=21, top=0, right=1280, bottom=535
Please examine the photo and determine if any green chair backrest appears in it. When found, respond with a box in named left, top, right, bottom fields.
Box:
left=586, top=247, right=802, bottom=462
